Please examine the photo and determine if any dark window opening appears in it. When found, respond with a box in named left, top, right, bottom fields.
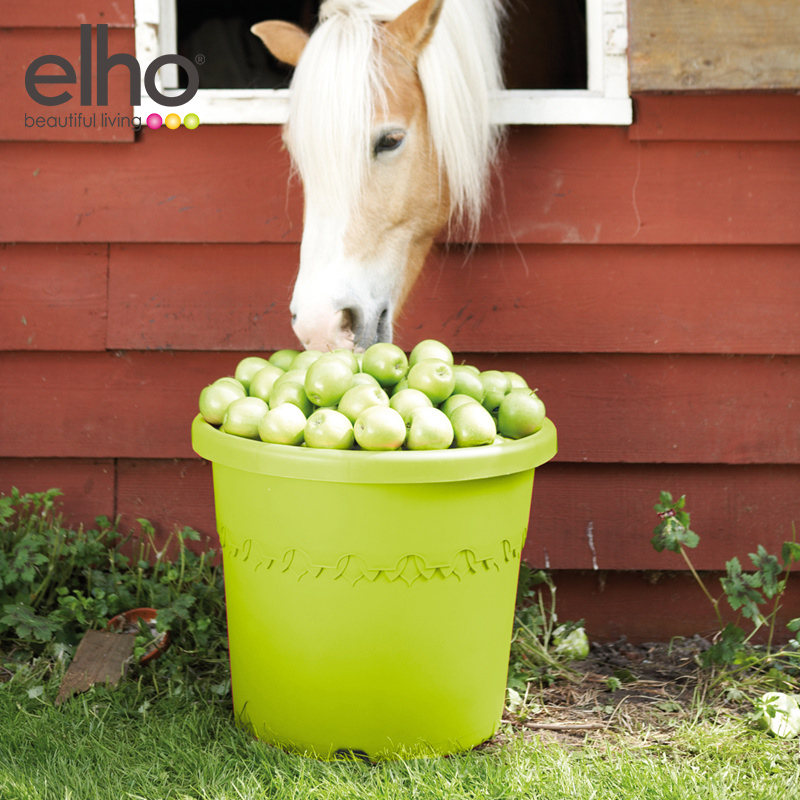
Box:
left=504, top=0, right=587, bottom=90
left=177, top=0, right=319, bottom=90
left=176, top=0, right=587, bottom=91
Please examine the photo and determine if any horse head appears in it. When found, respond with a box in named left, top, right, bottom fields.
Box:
left=253, top=0, right=503, bottom=351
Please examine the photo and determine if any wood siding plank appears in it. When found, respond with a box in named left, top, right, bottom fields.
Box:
left=107, top=243, right=297, bottom=350
left=3, top=126, right=799, bottom=244
left=0, top=351, right=231, bottom=459
left=491, top=127, right=800, bottom=246
left=115, top=457, right=219, bottom=554
left=0, top=126, right=296, bottom=238
left=0, top=244, right=108, bottom=350
left=1, top=351, right=798, bottom=464
left=527, top=463, right=800, bottom=571
left=470, top=353, right=800, bottom=465
left=2, top=1, right=133, bottom=28
left=553, top=571, right=800, bottom=644
left=1, top=28, right=136, bottom=142
left=398, top=244, right=800, bottom=355
left=629, top=0, right=800, bottom=91
left=106, top=243, right=800, bottom=355
left=631, top=94, right=800, bottom=142
left=0, top=457, right=115, bottom=527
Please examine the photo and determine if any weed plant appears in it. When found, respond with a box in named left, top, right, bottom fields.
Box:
left=0, top=488, right=229, bottom=697
left=507, top=564, right=584, bottom=691
left=652, top=491, right=800, bottom=696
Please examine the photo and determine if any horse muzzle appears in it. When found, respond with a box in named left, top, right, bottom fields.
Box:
left=292, top=303, right=393, bottom=352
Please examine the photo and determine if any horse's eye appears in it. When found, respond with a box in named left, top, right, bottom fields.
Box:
left=374, top=131, right=405, bottom=156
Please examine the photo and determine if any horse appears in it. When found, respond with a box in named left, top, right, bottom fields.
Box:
left=251, top=0, right=505, bottom=352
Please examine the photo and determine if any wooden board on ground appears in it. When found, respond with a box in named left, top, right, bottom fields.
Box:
left=55, top=629, right=135, bottom=706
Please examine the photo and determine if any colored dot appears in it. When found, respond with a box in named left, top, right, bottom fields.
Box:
left=146, top=113, right=162, bottom=130
left=183, top=113, right=200, bottom=130
left=165, top=113, right=181, bottom=130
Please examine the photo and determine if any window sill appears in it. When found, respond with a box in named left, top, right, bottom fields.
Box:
left=135, top=89, right=633, bottom=127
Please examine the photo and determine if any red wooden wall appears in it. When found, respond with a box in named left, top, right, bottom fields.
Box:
left=2, top=2, right=799, bottom=642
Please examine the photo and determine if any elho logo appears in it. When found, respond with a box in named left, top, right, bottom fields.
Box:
left=26, top=23, right=199, bottom=108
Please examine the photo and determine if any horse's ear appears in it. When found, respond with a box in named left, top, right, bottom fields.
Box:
left=384, top=0, right=445, bottom=59
left=251, top=20, right=309, bottom=67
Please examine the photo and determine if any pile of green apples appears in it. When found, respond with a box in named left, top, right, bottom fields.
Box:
left=198, top=339, right=546, bottom=451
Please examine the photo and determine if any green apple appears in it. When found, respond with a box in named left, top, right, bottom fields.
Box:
left=409, top=338, right=454, bottom=367
left=258, top=403, right=306, bottom=446
left=304, top=409, right=354, bottom=449
left=216, top=376, right=247, bottom=392
left=439, top=393, right=479, bottom=419
left=753, top=693, right=800, bottom=738
left=269, top=380, right=314, bottom=417
left=450, top=401, right=496, bottom=447
left=391, top=377, right=409, bottom=395
left=269, top=349, right=299, bottom=371
left=452, top=365, right=485, bottom=402
left=479, top=370, right=512, bottom=414
left=407, top=358, right=456, bottom=405
left=361, top=343, right=409, bottom=388
left=332, top=348, right=360, bottom=373
left=271, top=368, right=308, bottom=393
left=338, top=384, right=390, bottom=424
left=198, top=377, right=246, bottom=426
left=405, top=406, right=454, bottom=450
left=504, top=370, right=529, bottom=390
left=221, top=396, right=269, bottom=439
left=353, top=406, right=407, bottom=451
left=290, top=349, right=324, bottom=371
left=552, top=625, right=590, bottom=661
left=234, top=356, right=270, bottom=392
left=247, top=363, right=285, bottom=402
left=497, top=389, right=546, bottom=439
left=352, top=372, right=381, bottom=388
left=389, top=388, right=433, bottom=424
left=303, top=353, right=355, bottom=406
left=459, top=363, right=480, bottom=375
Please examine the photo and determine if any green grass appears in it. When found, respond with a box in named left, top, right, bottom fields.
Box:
left=2, top=490, right=799, bottom=799
left=1, top=682, right=799, bottom=800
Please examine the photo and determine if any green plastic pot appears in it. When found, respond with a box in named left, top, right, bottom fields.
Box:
left=192, top=414, right=557, bottom=760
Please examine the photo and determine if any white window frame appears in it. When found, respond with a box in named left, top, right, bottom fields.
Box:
left=133, top=0, right=632, bottom=126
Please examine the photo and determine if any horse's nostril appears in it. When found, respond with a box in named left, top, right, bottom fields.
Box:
left=340, top=308, right=355, bottom=335
left=336, top=306, right=391, bottom=350
left=376, top=307, right=391, bottom=343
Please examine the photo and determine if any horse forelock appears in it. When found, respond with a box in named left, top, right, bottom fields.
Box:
left=286, top=11, right=387, bottom=215
left=289, top=0, right=504, bottom=233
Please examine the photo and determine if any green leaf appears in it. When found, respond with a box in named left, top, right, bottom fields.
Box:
left=0, top=494, right=16, bottom=524
left=701, top=623, right=746, bottom=667
left=651, top=516, right=699, bottom=553
left=748, top=545, right=782, bottom=599
left=651, top=492, right=699, bottom=553
left=781, top=541, right=800, bottom=567
left=721, top=558, right=765, bottom=620
left=653, top=492, right=674, bottom=514
left=0, top=603, right=58, bottom=643
left=179, top=527, right=201, bottom=543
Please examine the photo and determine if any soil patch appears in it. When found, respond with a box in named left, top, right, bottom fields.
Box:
left=492, top=635, right=721, bottom=749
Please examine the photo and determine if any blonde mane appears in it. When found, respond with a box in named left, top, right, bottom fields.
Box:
left=286, top=0, right=505, bottom=233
